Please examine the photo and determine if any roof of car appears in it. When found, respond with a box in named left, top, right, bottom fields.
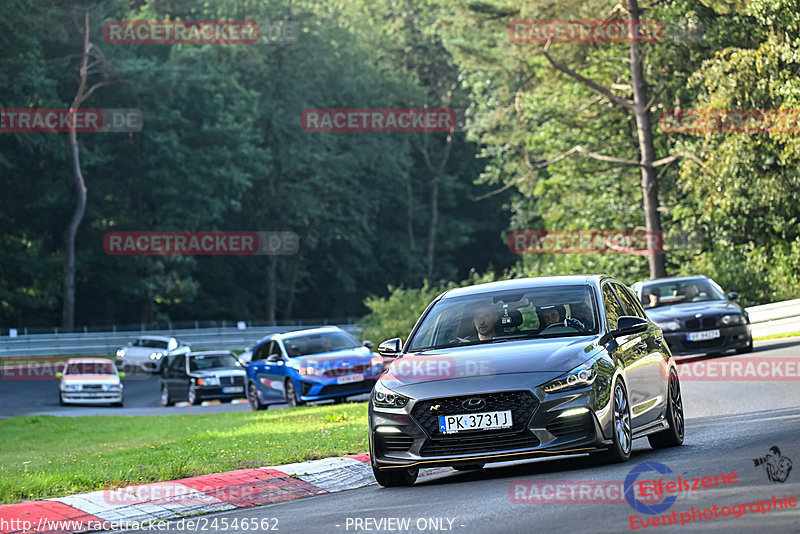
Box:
left=636, top=275, right=710, bottom=286
left=65, top=357, right=113, bottom=364
left=187, top=351, right=235, bottom=357
left=440, top=275, right=612, bottom=299
left=135, top=335, right=173, bottom=341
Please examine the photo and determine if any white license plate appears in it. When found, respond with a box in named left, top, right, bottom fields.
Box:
left=337, top=373, right=364, bottom=385
left=438, top=410, right=512, bottom=434
left=687, top=329, right=721, bottom=342
left=222, top=386, right=243, bottom=393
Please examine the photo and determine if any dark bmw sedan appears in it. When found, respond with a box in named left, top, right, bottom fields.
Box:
left=160, top=351, right=247, bottom=405
left=368, top=275, right=684, bottom=487
left=631, top=275, right=753, bottom=356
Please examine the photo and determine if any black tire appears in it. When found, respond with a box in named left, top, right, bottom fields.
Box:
left=161, top=385, right=172, bottom=406
left=188, top=386, right=201, bottom=405
left=58, top=391, right=65, bottom=406
left=372, top=465, right=419, bottom=487
left=248, top=382, right=267, bottom=411
left=452, top=463, right=485, bottom=471
left=735, top=336, right=754, bottom=354
left=596, top=379, right=632, bottom=463
left=648, top=369, right=685, bottom=449
left=112, top=400, right=123, bottom=408
left=285, top=380, right=304, bottom=407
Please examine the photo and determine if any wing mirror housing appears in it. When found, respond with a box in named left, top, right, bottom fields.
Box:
left=377, top=338, right=402, bottom=358
left=267, top=354, right=283, bottom=363
left=55, top=372, right=63, bottom=379
left=604, top=316, right=649, bottom=343
left=728, top=291, right=739, bottom=301
left=363, top=340, right=374, bottom=349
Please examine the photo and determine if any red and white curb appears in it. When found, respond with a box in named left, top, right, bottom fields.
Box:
left=0, top=454, right=450, bottom=533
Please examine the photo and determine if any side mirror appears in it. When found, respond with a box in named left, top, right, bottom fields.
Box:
left=612, top=316, right=649, bottom=338
left=118, top=372, right=126, bottom=379
left=267, top=354, right=283, bottom=363
left=363, top=340, right=374, bottom=349
left=728, top=292, right=739, bottom=301
left=55, top=372, right=63, bottom=379
left=377, top=338, right=402, bottom=358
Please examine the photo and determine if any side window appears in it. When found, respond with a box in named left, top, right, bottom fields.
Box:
left=168, top=354, right=185, bottom=373
left=134, top=339, right=144, bottom=347
left=268, top=342, right=283, bottom=359
left=614, top=283, right=647, bottom=319
left=602, top=284, right=625, bottom=330
left=252, top=342, right=271, bottom=362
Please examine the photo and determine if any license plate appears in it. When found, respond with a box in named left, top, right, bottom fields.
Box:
left=686, top=329, right=721, bottom=342
left=222, top=386, right=243, bottom=393
left=438, top=410, right=512, bottom=434
left=337, top=373, right=364, bottom=385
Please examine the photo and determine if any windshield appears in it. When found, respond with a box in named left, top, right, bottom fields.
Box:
left=66, top=361, right=116, bottom=375
left=188, top=353, right=241, bottom=371
left=640, top=279, right=726, bottom=309
left=406, top=285, right=599, bottom=352
left=283, top=332, right=361, bottom=357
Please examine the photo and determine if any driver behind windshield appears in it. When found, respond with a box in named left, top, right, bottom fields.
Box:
left=472, top=304, right=501, bottom=341
left=538, top=305, right=564, bottom=328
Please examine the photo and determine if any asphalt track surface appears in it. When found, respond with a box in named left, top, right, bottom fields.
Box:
left=0, top=368, right=368, bottom=417
left=110, top=338, right=800, bottom=534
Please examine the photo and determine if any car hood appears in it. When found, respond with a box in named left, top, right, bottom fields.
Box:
left=289, top=347, right=374, bottom=366
left=380, top=336, right=603, bottom=395
left=646, top=300, right=742, bottom=321
left=62, top=375, right=120, bottom=385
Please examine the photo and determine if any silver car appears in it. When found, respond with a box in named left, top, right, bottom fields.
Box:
left=115, top=335, right=189, bottom=373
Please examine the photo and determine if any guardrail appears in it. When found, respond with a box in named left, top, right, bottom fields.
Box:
left=746, top=299, right=800, bottom=338
left=0, top=324, right=363, bottom=357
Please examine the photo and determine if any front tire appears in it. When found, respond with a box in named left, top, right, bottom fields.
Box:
left=596, top=379, right=632, bottom=463
left=248, top=382, right=267, bottom=411
left=648, top=369, right=685, bottom=449
left=188, top=386, right=201, bottom=405
left=58, top=391, right=65, bottom=406
left=372, top=465, right=418, bottom=487
left=285, top=380, right=304, bottom=407
left=161, top=385, right=172, bottom=406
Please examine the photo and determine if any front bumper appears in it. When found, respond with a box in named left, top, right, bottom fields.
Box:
left=61, top=391, right=123, bottom=404
left=194, top=385, right=246, bottom=401
left=369, top=386, right=610, bottom=470
left=117, top=357, right=163, bottom=372
left=298, top=378, right=377, bottom=401
left=663, top=324, right=751, bottom=356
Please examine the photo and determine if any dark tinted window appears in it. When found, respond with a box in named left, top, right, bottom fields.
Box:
left=602, top=284, right=625, bottom=330
left=252, top=341, right=272, bottom=362
left=189, top=353, right=240, bottom=371
left=614, top=283, right=646, bottom=319
left=283, top=331, right=360, bottom=357
left=168, top=354, right=185, bottom=373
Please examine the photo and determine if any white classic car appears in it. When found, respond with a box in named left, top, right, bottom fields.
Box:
left=57, top=357, right=125, bottom=406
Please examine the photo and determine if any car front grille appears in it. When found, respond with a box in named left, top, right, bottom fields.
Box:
left=219, top=376, right=245, bottom=387
left=318, top=380, right=376, bottom=396
left=684, top=317, right=718, bottom=330
left=684, top=337, right=725, bottom=349
left=411, top=391, right=541, bottom=457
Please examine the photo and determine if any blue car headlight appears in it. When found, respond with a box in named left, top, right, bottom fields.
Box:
left=541, top=361, right=597, bottom=394
left=371, top=382, right=409, bottom=408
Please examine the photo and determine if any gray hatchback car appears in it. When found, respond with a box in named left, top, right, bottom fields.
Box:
left=368, top=275, right=684, bottom=487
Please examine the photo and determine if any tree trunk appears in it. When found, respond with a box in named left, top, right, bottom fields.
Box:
left=628, top=0, right=667, bottom=278
left=266, top=255, right=277, bottom=324
left=283, top=257, right=299, bottom=319
left=425, top=175, right=439, bottom=280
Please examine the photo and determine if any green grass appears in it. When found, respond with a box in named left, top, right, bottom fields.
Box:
left=754, top=331, right=800, bottom=341
left=0, top=403, right=368, bottom=504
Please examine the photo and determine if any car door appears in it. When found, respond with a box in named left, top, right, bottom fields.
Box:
left=601, top=282, right=649, bottom=428
left=165, top=353, right=186, bottom=400
left=612, top=282, right=665, bottom=425
left=249, top=341, right=286, bottom=403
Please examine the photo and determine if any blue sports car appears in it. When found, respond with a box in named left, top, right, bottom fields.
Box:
left=245, top=326, right=383, bottom=409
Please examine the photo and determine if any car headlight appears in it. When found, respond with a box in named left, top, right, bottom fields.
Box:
left=371, top=382, right=409, bottom=408
left=196, top=376, right=220, bottom=386
left=102, top=384, right=121, bottom=392
left=656, top=320, right=681, bottom=332
left=61, top=384, right=81, bottom=392
left=721, top=314, right=744, bottom=325
left=541, top=361, right=597, bottom=394
left=149, top=352, right=163, bottom=360
left=116, top=349, right=125, bottom=358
